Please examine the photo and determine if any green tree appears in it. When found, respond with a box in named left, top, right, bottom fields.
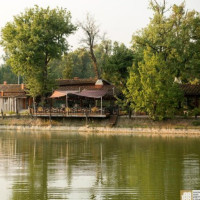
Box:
left=132, top=0, right=200, bottom=82
left=71, top=48, right=94, bottom=78
left=0, top=64, right=18, bottom=84
left=1, top=6, right=76, bottom=98
left=126, top=49, right=183, bottom=120
left=95, top=39, right=112, bottom=76
left=103, top=42, right=134, bottom=90
left=50, top=48, right=95, bottom=79
left=126, top=0, right=200, bottom=120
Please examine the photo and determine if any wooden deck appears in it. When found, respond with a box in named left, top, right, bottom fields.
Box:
left=33, top=113, right=109, bottom=118
left=32, top=108, right=110, bottom=118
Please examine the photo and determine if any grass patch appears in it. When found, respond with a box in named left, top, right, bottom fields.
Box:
left=0, top=116, right=200, bottom=130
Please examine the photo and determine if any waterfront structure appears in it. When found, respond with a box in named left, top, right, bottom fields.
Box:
left=0, top=81, right=31, bottom=113
left=180, top=84, right=200, bottom=109
left=35, top=78, right=117, bottom=118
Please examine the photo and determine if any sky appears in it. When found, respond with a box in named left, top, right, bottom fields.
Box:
left=0, top=0, right=200, bottom=63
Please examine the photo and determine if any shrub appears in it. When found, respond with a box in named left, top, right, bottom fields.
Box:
left=192, top=121, right=200, bottom=126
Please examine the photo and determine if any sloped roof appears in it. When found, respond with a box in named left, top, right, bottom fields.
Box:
left=0, top=84, right=26, bottom=98
left=54, top=78, right=116, bottom=99
left=56, top=85, right=116, bottom=97
left=50, top=89, right=108, bottom=99
left=56, top=78, right=111, bottom=86
left=180, top=84, right=200, bottom=96
left=50, top=90, right=78, bottom=98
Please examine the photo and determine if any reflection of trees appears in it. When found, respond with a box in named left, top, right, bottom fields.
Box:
left=0, top=132, right=200, bottom=200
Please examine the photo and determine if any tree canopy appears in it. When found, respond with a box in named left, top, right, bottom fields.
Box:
left=0, top=64, right=18, bottom=84
left=49, top=48, right=95, bottom=79
left=126, top=0, right=200, bottom=120
left=103, top=42, right=134, bottom=90
left=1, top=6, right=76, bottom=97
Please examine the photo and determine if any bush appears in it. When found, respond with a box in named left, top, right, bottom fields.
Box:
left=192, top=108, right=200, bottom=118
left=7, top=111, right=16, bottom=115
left=192, top=121, right=200, bottom=126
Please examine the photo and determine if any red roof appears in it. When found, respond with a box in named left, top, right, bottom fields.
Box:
left=50, top=90, right=108, bottom=99
left=54, top=78, right=116, bottom=98
left=0, top=84, right=26, bottom=98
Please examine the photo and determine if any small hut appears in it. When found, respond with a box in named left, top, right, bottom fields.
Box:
left=0, top=81, right=31, bottom=113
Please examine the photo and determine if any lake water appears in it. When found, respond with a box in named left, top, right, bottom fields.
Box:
left=0, top=131, right=200, bottom=200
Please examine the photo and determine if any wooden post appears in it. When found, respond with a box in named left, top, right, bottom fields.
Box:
left=66, top=95, right=68, bottom=116
left=195, top=96, right=199, bottom=108
left=16, top=109, right=20, bottom=119
left=101, top=97, right=102, bottom=115
left=49, top=105, right=51, bottom=122
left=33, top=97, right=36, bottom=115
left=66, top=95, right=68, bottom=108
left=1, top=109, right=4, bottom=119
left=85, top=109, right=88, bottom=126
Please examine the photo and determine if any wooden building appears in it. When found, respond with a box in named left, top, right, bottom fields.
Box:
left=55, top=78, right=115, bottom=98
left=180, top=84, right=200, bottom=108
left=35, top=78, right=117, bottom=118
left=0, top=82, right=30, bottom=113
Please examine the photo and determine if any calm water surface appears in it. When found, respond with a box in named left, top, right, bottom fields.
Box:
left=0, top=131, right=200, bottom=200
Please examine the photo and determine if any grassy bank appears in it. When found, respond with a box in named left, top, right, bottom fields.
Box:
left=116, top=117, right=200, bottom=129
left=0, top=116, right=200, bottom=130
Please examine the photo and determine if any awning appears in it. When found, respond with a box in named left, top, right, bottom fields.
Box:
left=50, top=90, right=78, bottom=98
left=50, top=90, right=107, bottom=99
left=71, top=90, right=107, bottom=98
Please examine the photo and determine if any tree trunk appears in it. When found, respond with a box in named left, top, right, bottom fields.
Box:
left=90, top=46, right=99, bottom=79
left=33, top=97, right=36, bottom=114
left=128, top=108, right=132, bottom=119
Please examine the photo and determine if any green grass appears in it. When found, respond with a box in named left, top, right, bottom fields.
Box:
left=0, top=116, right=200, bottom=130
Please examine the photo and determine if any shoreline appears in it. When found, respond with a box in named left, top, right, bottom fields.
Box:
left=1, top=124, right=200, bottom=137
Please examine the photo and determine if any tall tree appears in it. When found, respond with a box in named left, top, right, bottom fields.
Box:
left=1, top=6, right=76, bottom=98
left=0, top=64, right=18, bottom=84
left=103, top=42, right=134, bottom=90
left=127, top=0, right=200, bottom=120
left=95, top=39, right=112, bottom=76
left=50, top=48, right=95, bottom=79
left=126, top=48, right=183, bottom=120
left=132, top=0, right=200, bottom=82
left=79, top=14, right=100, bottom=79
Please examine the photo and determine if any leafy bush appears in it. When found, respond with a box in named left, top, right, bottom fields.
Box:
left=192, top=108, right=200, bottom=118
left=192, top=121, right=200, bottom=126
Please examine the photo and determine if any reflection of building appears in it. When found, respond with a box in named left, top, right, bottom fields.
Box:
left=0, top=82, right=32, bottom=113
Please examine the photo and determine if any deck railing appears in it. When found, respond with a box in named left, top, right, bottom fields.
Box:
left=31, top=107, right=108, bottom=117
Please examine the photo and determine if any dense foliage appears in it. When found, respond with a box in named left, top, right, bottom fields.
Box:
left=1, top=1, right=200, bottom=120
left=0, top=64, right=18, bottom=84
left=103, top=42, right=134, bottom=90
left=126, top=1, right=200, bottom=120
left=1, top=6, right=76, bottom=97
left=49, top=48, right=95, bottom=79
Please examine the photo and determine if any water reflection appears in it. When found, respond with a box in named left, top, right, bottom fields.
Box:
left=0, top=131, right=200, bottom=199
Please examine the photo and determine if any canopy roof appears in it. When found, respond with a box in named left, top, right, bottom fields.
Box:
left=50, top=90, right=108, bottom=99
